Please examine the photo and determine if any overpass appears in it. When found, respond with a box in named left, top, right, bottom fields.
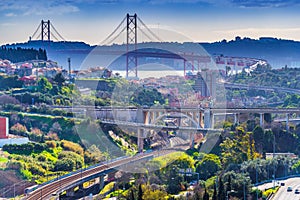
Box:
left=65, top=105, right=300, bottom=128
left=224, top=82, right=300, bottom=95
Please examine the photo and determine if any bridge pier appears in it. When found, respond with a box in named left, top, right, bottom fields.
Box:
left=234, top=113, right=239, bottom=125
left=137, top=128, right=144, bottom=152
left=286, top=113, right=289, bottom=132
left=189, top=132, right=195, bottom=148
left=99, top=175, right=105, bottom=190
left=66, top=187, right=75, bottom=197
left=204, top=109, right=213, bottom=128
left=259, top=113, right=264, bottom=127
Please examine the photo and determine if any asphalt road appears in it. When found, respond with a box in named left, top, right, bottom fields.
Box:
left=273, top=177, right=300, bottom=200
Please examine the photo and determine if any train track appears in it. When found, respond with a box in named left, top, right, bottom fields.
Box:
left=24, top=153, right=153, bottom=200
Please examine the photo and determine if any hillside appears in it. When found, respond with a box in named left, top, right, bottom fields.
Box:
left=3, top=37, right=300, bottom=69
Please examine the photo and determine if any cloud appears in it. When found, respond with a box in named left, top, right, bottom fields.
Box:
left=229, top=0, right=300, bottom=8
left=5, top=12, right=17, bottom=17
left=145, top=0, right=300, bottom=8
left=0, top=0, right=80, bottom=16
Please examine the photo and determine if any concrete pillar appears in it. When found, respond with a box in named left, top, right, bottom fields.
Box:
left=204, top=109, right=211, bottom=128
left=66, top=187, right=75, bottom=197
left=199, top=112, right=203, bottom=128
left=211, top=114, right=214, bottom=129
left=144, top=111, right=150, bottom=125
left=259, top=113, right=264, bottom=127
left=286, top=113, right=289, bottom=132
left=99, top=175, right=105, bottom=190
left=136, top=108, right=144, bottom=123
left=153, top=111, right=157, bottom=123
left=137, top=128, right=144, bottom=152
left=189, top=132, right=195, bottom=148
left=234, top=113, right=239, bottom=125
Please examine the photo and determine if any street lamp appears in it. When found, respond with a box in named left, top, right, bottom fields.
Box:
left=226, top=190, right=235, bottom=200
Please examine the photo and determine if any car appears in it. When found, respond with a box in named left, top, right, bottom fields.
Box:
left=295, top=189, right=300, bottom=194
left=287, top=186, right=293, bottom=192
left=280, top=182, right=285, bottom=186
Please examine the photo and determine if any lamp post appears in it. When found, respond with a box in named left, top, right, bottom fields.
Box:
left=256, top=164, right=259, bottom=200
left=256, top=164, right=262, bottom=200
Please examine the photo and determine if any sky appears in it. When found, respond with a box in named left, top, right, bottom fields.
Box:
left=1, top=0, right=300, bottom=45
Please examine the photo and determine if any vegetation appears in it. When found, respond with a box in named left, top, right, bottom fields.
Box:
left=226, top=67, right=300, bottom=108
left=0, top=46, right=47, bottom=63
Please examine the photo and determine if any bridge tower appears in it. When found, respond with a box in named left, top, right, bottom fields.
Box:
left=126, top=13, right=138, bottom=78
left=41, top=20, right=51, bottom=41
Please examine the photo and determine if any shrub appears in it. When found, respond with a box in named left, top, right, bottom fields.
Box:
left=54, top=158, right=75, bottom=171
left=10, top=123, right=28, bottom=136
left=46, top=140, right=57, bottom=149
left=28, top=163, right=46, bottom=176
left=61, top=140, right=84, bottom=156
left=7, top=160, right=24, bottom=170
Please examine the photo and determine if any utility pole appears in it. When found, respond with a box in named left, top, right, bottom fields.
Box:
left=68, top=57, right=71, bottom=80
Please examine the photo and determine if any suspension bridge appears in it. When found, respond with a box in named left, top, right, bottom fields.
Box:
left=28, top=14, right=213, bottom=78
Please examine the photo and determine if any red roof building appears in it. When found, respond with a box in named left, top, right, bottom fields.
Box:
left=0, top=117, right=8, bottom=139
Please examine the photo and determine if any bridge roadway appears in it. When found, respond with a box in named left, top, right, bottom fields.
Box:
left=25, top=150, right=179, bottom=200
left=101, top=119, right=222, bottom=133
left=91, top=106, right=300, bottom=114
left=224, top=82, right=300, bottom=94
left=68, top=106, right=300, bottom=114
left=55, top=49, right=211, bottom=62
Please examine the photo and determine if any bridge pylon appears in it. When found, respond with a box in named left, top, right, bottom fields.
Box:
left=41, top=20, right=51, bottom=41
left=126, top=13, right=138, bottom=78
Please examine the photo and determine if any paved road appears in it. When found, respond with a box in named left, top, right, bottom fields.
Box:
left=273, top=177, right=300, bottom=200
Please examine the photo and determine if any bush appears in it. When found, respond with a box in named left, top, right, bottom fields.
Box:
left=58, top=151, right=84, bottom=169
left=10, top=123, right=28, bottom=136
left=46, top=140, right=57, bottom=149
left=61, top=140, right=84, bottom=156
left=7, top=160, right=24, bottom=170
left=54, top=158, right=75, bottom=171
left=28, top=163, right=46, bottom=176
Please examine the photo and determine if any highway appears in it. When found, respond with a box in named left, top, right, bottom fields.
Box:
left=272, top=178, right=300, bottom=200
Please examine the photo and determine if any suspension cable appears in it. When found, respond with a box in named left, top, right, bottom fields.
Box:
left=100, top=16, right=127, bottom=45
left=31, top=23, right=41, bottom=40
left=137, top=17, right=162, bottom=42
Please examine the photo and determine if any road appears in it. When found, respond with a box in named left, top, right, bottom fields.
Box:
left=272, top=177, right=300, bottom=200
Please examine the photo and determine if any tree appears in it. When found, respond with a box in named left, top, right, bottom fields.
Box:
left=37, top=77, right=52, bottom=93
left=54, top=157, right=75, bottom=171
left=222, top=171, right=252, bottom=199
left=196, top=153, right=221, bottom=180
left=138, top=184, right=143, bottom=200
left=53, top=72, right=65, bottom=87
left=142, top=184, right=169, bottom=200
left=212, top=182, right=217, bottom=200
left=253, top=126, right=264, bottom=154
left=218, top=176, right=225, bottom=200
left=203, top=188, right=209, bottom=200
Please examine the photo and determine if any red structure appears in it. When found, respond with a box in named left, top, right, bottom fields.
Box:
left=0, top=117, right=8, bottom=139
